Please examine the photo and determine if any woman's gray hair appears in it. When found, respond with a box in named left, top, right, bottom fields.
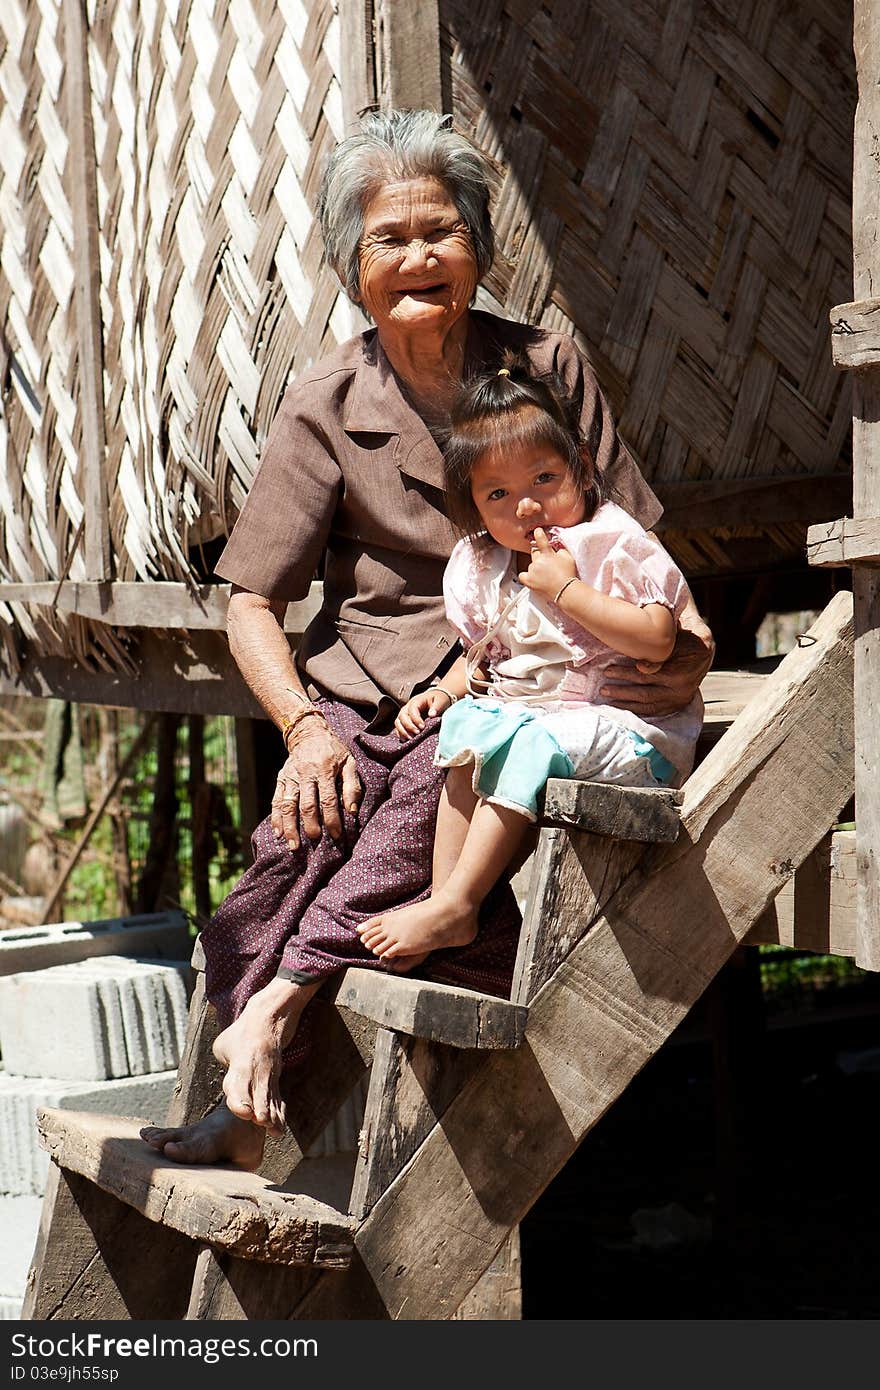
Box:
left=318, top=109, right=494, bottom=300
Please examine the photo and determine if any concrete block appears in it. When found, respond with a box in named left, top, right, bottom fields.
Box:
left=0, top=910, right=191, bottom=977
left=0, top=1195, right=42, bottom=1298
left=0, top=1296, right=22, bottom=1320
left=0, top=957, right=190, bottom=1080
left=0, top=1070, right=177, bottom=1195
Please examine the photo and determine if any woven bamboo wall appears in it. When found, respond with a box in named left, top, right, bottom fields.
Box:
left=0, top=0, right=363, bottom=667
left=445, top=0, right=856, bottom=575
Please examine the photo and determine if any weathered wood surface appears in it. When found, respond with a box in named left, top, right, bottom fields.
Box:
left=341, top=592, right=854, bottom=1318
left=747, top=829, right=856, bottom=956
left=845, top=0, right=880, bottom=973
left=375, top=0, right=441, bottom=111
left=350, top=1028, right=484, bottom=1220
left=830, top=298, right=880, bottom=370
left=164, top=966, right=225, bottom=1128
left=340, top=0, right=376, bottom=134
left=36, top=1110, right=355, bottom=1267
left=453, top=1229, right=522, bottom=1321
left=0, top=582, right=322, bottom=632
left=186, top=1246, right=316, bottom=1320
left=333, top=969, right=527, bottom=1049
left=654, top=474, right=851, bottom=532
left=63, top=0, right=110, bottom=582
left=23, top=1164, right=196, bottom=1320
left=511, top=830, right=642, bottom=1007
left=540, top=779, right=682, bottom=842
left=807, top=517, right=880, bottom=568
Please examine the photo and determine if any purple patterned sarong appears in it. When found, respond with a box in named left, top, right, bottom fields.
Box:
left=200, top=699, right=522, bottom=1067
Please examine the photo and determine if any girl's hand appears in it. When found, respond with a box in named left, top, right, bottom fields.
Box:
left=271, top=717, right=362, bottom=850
left=517, top=527, right=577, bottom=600
left=395, top=689, right=452, bottom=740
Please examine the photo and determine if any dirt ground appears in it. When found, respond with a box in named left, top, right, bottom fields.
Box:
left=520, top=980, right=880, bottom=1319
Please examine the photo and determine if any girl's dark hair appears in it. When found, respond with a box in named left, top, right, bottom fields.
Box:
left=443, top=350, right=604, bottom=535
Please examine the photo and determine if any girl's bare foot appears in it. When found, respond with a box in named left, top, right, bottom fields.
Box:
left=356, top=892, right=477, bottom=962
left=140, top=1102, right=265, bottom=1169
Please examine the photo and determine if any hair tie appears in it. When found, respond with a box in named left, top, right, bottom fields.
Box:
left=497, top=367, right=510, bottom=377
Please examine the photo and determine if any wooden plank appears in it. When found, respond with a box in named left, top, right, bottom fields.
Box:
left=164, top=965, right=226, bottom=1127
left=350, top=1027, right=484, bottom=1219
left=332, top=969, right=527, bottom=1049
left=540, top=780, right=682, bottom=842
left=656, top=469, right=849, bottom=534
left=186, top=1245, right=316, bottom=1320
left=36, top=1109, right=356, bottom=1266
left=345, top=591, right=855, bottom=1318
left=807, top=516, right=880, bottom=567
left=340, top=0, right=375, bottom=134
left=830, top=297, right=880, bottom=370
left=375, top=0, right=441, bottom=111
left=453, top=1230, right=521, bottom=1321
left=511, top=829, right=642, bottom=1007
left=746, top=829, right=857, bottom=956
left=63, top=0, right=110, bottom=581
left=849, top=0, right=880, bottom=972
left=0, top=581, right=322, bottom=631
left=23, top=1163, right=197, bottom=1320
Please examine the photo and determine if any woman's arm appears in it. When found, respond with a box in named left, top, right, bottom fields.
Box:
left=227, top=587, right=362, bottom=848
left=518, top=529, right=676, bottom=663
left=600, top=592, right=714, bottom=716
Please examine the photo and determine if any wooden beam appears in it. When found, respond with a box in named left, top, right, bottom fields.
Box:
left=830, top=298, right=880, bottom=370
left=845, top=0, right=880, bottom=971
left=654, top=473, right=851, bottom=532
left=807, top=517, right=880, bottom=567
left=339, top=592, right=854, bottom=1318
left=36, top=1109, right=356, bottom=1266
left=340, top=0, right=376, bottom=133
left=0, top=580, right=322, bottom=631
left=746, top=829, right=856, bottom=957
left=332, top=970, right=527, bottom=1049
left=63, top=0, right=110, bottom=581
left=23, top=1164, right=197, bottom=1320
left=374, top=0, right=441, bottom=111
left=540, top=780, right=682, bottom=842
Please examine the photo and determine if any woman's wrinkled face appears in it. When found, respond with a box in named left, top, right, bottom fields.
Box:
left=357, top=177, right=479, bottom=335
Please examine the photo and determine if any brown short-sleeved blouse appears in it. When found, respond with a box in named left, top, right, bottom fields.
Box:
left=215, top=310, right=661, bottom=708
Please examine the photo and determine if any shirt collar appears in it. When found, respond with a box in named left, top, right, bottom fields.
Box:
left=342, top=315, right=490, bottom=492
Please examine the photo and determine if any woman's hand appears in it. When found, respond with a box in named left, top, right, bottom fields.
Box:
left=395, top=689, right=452, bottom=740
left=517, top=528, right=576, bottom=599
left=601, top=607, right=715, bottom=717
left=271, top=716, right=362, bottom=850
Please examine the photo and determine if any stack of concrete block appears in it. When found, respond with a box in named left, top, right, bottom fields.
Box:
left=0, top=950, right=192, bottom=1319
left=0, top=910, right=191, bottom=977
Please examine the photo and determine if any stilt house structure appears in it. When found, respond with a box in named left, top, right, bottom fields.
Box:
left=0, top=0, right=875, bottom=1318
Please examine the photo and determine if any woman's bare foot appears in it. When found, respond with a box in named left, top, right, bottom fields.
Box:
left=212, top=976, right=320, bottom=1134
left=356, top=892, right=477, bottom=962
left=140, top=1102, right=265, bottom=1169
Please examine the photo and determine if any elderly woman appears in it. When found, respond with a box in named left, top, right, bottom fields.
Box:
left=143, top=110, right=712, bottom=1168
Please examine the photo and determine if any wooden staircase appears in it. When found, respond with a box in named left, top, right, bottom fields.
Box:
left=23, top=592, right=856, bottom=1320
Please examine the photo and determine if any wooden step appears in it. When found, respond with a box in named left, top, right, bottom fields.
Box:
left=540, top=779, right=683, bottom=841
left=331, top=969, right=527, bottom=1048
left=35, top=1109, right=355, bottom=1267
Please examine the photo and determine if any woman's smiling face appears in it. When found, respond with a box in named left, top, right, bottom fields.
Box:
left=356, top=177, right=478, bottom=336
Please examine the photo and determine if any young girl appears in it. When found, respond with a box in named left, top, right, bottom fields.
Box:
left=357, top=357, right=703, bottom=967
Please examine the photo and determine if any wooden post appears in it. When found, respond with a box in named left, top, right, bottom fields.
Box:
left=807, top=3, right=880, bottom=971
left=63, top=0, right=111, bottom=581
left=374, top=0, right=442, bottom=112
left=340, top=0, right=376, bottom=132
